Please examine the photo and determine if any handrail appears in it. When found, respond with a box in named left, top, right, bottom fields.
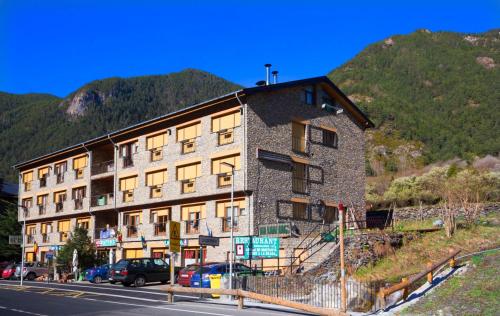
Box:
left=166, top=286, right=348, bottom=316
left=378, top=248, right=461, bottom=308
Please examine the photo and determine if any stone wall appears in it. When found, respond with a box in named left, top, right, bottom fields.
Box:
left=392, top=202, right=500, bottom=222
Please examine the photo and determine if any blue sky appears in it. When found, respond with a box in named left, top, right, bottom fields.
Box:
left=0, top=0, right=498, bottom=97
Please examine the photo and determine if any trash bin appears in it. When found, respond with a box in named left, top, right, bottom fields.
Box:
left=209, top=274, right=221, bottom=298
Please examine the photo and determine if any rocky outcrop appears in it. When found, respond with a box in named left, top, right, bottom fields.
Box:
left=476, top=56, right=496, bottom=69
left=65, top=89, right=108, bottom=116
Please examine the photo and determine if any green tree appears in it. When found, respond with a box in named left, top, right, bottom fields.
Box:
left=0, top=202, right=22, bottom=261
left=56, top=226, right=96, bottom=272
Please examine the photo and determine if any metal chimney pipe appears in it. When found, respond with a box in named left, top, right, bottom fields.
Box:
left=272, top=70, right=278, bottom=84
left=264, top=64, right=272, bottom=85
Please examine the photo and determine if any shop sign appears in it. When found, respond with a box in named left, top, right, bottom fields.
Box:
left=96, top=238, right=117, bottom=247
left=165, top=239, right=188, bottom=247
left=234, top=236, right=280, bottom=260
left=258, top=223, right=291, bottom=237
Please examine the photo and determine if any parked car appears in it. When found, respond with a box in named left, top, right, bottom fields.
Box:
left=1, top=263, right=17, bottom=279
left=177, top=262, right=220, bottom=287
left=0, top=262, right=11, bottom=278
left=15, top=262, right=49, bottom=280
left=189, top=263, right=263, bottom=288
left=110, top=258, right=170, bottom=287
left=85, top=264, right=112, bottom=284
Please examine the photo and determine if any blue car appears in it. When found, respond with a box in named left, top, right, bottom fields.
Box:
left=85, top=264, right=112, bottom=284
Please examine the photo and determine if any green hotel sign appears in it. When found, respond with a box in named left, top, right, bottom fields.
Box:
left=258, top=223, right=291, bottom=237
left=234, top=236, right=280, bottom=259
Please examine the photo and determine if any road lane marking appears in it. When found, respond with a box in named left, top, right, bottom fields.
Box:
left=0, top=305, right=47, bottom=316
left=81, top=297, right=233, bottom=316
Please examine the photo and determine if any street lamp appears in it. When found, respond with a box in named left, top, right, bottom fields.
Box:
left=220, top=162, right=235, bottom=290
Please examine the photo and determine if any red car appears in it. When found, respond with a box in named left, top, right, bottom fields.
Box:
left=2, top=264, right=16, bottom=279
left=177, top=262, right=220, bottom=287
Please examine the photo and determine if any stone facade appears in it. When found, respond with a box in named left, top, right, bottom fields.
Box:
left=17, top=77, right=370, bottom=269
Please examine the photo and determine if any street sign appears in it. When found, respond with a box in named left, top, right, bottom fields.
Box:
left=169, top=221, right=181, bottom=253
left=9, top=235, right=22, bottom=245
left=234, top=236, right=280, bottom=260
left=45, top=250, right=54, bottom=259
left=235, top=243, right=245, bottom=256
left=199, top=235, right=219, bottom=247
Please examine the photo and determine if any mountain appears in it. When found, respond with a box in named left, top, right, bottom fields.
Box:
left=0, top=69, right=241, bottom=181
left=329, top=29, right=500, bottom=174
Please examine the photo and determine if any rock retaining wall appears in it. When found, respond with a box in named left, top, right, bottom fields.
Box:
left=392, top=202, right=500, bottom=222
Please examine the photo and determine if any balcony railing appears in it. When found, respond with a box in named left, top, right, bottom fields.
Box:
left=24, top=182, right=32, bottom=191
left=56, top=172, right=65, bottom=184
left=150, top=185, right=163, bottom=198
left=91, top=193, right=113, bottom=207
left=39, top=176, right=47, bottom=188
left=94, top=226, right=118, bottom=239
left=123, top=190, right=134, bottom=202
left=122, top=156, right=134, bottom=168
left=59, top=232, right=69, bottom=242
left=154, top=223, right=167, bottom=236
left=38, top=204, right=46, bottom=215
left=91, top=160, right=114, bottom=175
left=74, top=199, right=84, bottom=210
left=181, top=139, right=196, bottom=154
left=222, top=217, right=239, bottom=232
left=217, top=129, right=234, bottom=146
left=55, top=201, right=64, bottom=213
left=292, top=177, right=309, bottom=194
left=150, top=148, right=163, bottom=162
left=292, top=136, right=308, bottom=153
left=186, top=220, right=199, bottom=234
left=126, top=225, right=138, bottom=238
left=42, top=234, right=49, bottom=243
left=217, top=173, right=232, bottom=188
left=27, top=235, right=34, bottom=244
left=180, top=179, right=196, bottom=194
left=75, top=168, right=84, bottom=179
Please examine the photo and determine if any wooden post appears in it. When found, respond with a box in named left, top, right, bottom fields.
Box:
left=238, top=295, right=244, bottom=309
left=378, top=291, right=386, bottom=309
left=401, top=277, right=409, bottom=300
left=426, top=262, right=433, bottom=284
left=339, top=202, right=347, bottom=312
left=167, top=292, right=174, bottom=303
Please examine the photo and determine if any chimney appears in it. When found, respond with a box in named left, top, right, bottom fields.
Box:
left=264, top=64, right=272, bottom=85
left=272, top=70, right=278, bottom=84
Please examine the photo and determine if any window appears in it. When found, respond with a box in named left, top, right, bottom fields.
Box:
left=26, top=252, right=35, bottom=262
left=177, top=122, right=201, bottom=154
left=124, top=212, right=141, bottom=237
left=38, top=167, right=49, bottom=187
left=292, top=202, right=308, bottom=220
left=22, top=198, right=33, bottom=209
left=292, top=122, right=307, bottom=153
left=146, top=169, right=167, bottom=198
left=124, top=249, right=143, bottom=259
left=37, top=194, right=48, bottom=215
left=119, top=142, right=137, bottom=167
left=72, top=186, right=86, bottom=209
left=212, top=111, right=241, bottom=146
left=76, top=217, right=90, bottom=230
left=26, top=225, right=36, bottom=244
left=41, top=222, right=52, bottom=243
left=177, top=162, right=201, bottom=193
left=146, top=133, right=167, bottom=161
left=212, top=154, right=240, bottom=188
left=151, top=208, right=170, bottom=236
left=151, top=248, right=168, bottom=260
left=292, top=162, right=308, bottom=194
left=73, top=155, right=88, bottom=179
left=181, top=204, right=205, bottom=234
left=305, top=87, right=315, bottom=105
left=22, top=171, right=33, bottom=191
left=120, top=176, right=138, bottom=202
left=58, top=220, right=70, bottom=242
left=216, top=199, right=245, bottom=232
left=54, top=161, right=67, bottom=183
left=322, top=129, right=338, bottom=148
left=54, top=190, right=67, bottom=212
left=323, top=206, right=339, bottom=223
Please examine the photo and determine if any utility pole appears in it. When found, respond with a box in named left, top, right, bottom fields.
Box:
left=339, top=202, right=347, bottom=312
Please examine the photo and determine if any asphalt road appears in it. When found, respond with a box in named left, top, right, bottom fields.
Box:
left=0, top=280, right=313, bottom=316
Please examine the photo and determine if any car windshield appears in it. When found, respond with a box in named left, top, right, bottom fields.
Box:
left=114, top=260, right=128, bottom=269
left=186, top=265, right=199, bottom=271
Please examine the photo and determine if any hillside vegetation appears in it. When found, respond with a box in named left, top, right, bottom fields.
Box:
left=329, top=29, right=500, bottom=172
left=0, top=69, right=241, bottom=181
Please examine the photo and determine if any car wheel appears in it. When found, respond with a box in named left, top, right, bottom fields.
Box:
left=134, top=276, right=146, bottom=287
left=122, top=282, right=132, bottom=287
left=26, top=273, right=36, bottom=281
left=110, top=280, right=116, bottom=284
left=93, top=276, right=102, bottom=284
